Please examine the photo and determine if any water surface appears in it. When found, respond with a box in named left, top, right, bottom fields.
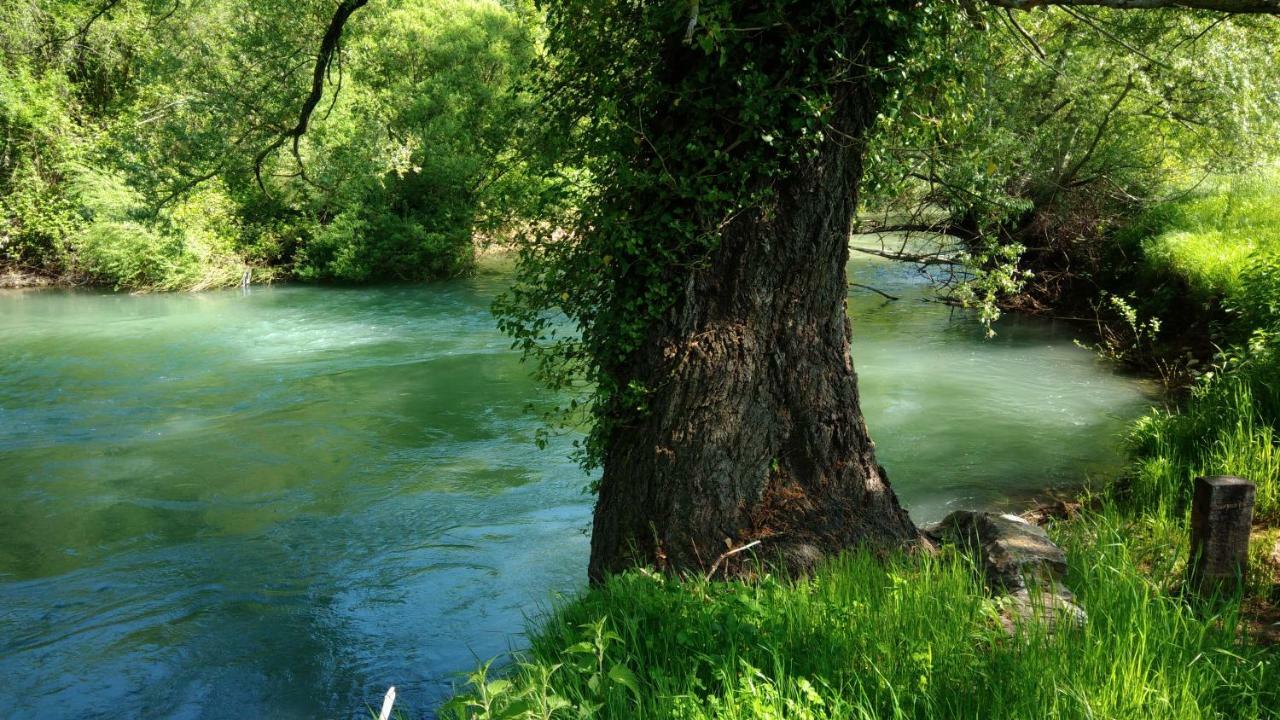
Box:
left=0, top=252, right=1151, bottom=719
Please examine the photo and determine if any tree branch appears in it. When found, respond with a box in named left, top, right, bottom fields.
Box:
left=989, top=0, right=1278, bottom=14
left=849, top=282, right=902, bottom=301
left=38, top=0, right=124, bottom=50
left=850, top=245, right=960, bottom=267
left=253, top=0, right=371, bottom=192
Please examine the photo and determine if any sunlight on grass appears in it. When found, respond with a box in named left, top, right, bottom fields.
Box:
left=1121, top=168, right=1280, bottom=521
left=1140, top=170, right=1280, bottom=301
left=443, top=511, right=1278, bottom=720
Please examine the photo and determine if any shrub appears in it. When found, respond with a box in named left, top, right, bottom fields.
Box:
left=68, top=166, right=250, bottom=290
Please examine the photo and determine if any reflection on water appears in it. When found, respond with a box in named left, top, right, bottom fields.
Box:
left=0, top=252, right=1151, bottom=719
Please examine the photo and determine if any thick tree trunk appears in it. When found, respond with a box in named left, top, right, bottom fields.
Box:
left=588, top=64, right=920, bottom=581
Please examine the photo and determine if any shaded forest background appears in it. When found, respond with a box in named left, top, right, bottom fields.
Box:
left=2, top=0, right=1276, bottom=302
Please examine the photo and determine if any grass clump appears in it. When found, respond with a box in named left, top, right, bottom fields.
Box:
left=444, top=512, right=1278, bottom=720
left=1116, top=168, right=1280, bottom=520
left=1137, top=171, right=1280, bottom=302
left=1127, top=367, right=1280, bottom=521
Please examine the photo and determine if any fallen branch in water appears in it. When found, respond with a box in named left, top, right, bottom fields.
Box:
left=851, top=245, right=960, bottom=267
left=849, top=283, right=901, bottom=301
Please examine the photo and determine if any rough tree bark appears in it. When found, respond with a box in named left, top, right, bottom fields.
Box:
left=587, top=27, right=920, bottom=581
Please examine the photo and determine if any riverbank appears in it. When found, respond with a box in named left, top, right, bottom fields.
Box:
left=0, top=269, right=55, bottom=289
left=0, top=236, right=517, bottom=294
left=439, top=175, right=1280, bottom=719
left=1111, top=171, right=1280, bottom=520
left=439, top=506, right=1279, bottom=720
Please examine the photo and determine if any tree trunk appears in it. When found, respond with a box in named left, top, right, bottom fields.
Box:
left=588, top=57, right=920, bottom=581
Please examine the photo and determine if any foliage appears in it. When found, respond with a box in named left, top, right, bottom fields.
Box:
left=494, top=0, right=946, bottom=468
left=951, top=236, right=1030, bottom=336
left=0, top=0, right=542, bottom=289
left=0, top=56, right=82, bottom=272
left=444, top=510, right=1277, bottom=719
left=288, top=0, right=542, bottom=282
left=1118, top=169, right=1280, bottom=519
left=860, top=9, right=1280, bottom=319
left=67, top=165, right=249, bottom=290
left=1075, top=293, right=1163, bottom=365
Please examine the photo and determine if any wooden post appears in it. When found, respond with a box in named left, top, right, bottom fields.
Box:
left=1188, top=475, right=1255, bottom=595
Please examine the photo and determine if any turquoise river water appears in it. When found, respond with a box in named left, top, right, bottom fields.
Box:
left=0, top=251, right=1153, bottom=719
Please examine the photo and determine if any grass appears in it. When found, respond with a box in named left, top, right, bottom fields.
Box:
left=1116, top=167, right=1280, bottom=520
left=1137, top=170, right=1280, bottom=302
left=442, top=509, right=1278, bottom=720
left=1127, top=371, right=1280, bottom=520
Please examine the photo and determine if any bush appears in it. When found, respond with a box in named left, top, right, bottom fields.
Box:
left=285, top=0, right=539, bottom=283
left=0, top=60, right=82, bottom=272
left=69, top=166, right=250, bottom=290
left=1126, top=368, right=1280, bottom=520
left=294, top=207, right=475, bottom=283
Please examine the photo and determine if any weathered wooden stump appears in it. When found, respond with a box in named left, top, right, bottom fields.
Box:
left=1188, top=475, right=1255, bottom=596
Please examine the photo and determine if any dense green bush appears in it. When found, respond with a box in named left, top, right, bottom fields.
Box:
left=1, top=0, right=542, bottom=289
left=67, top=167, right=247, bottom=290
left=287, top=0, right=540, bottom=282
left=0, top=59, right=82, bottom=273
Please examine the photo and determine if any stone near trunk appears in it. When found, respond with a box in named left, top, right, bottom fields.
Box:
left=924, top=510, right=1085, bottom=631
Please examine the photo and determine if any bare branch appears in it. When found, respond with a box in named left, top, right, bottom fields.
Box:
left=1003, top=9, right=1047, bottom=57
left=254, top=0, right=371, bottom=192
left=850, top=245, right=961, bottom=266
left=704, top=540, right=762, bottom=581
left=849, top=282, right=902, bottom=301
left=989, top=0, right=1278, bottom=14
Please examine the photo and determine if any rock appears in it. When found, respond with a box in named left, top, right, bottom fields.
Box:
left=924, top=510, right=1085, bottom=632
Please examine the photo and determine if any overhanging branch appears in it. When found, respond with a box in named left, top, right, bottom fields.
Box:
left=253, top=0, right=371, bottom=192
left=989, top=0, right=1278, bottom=14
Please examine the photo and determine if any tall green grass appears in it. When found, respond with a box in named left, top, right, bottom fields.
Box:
left=1137, top=171, right=1280, bottom=302
left=1119, top=168, right=1280, bottom=519
left=443, top=512, right=1278, bottom=720
left=1127, top=370, right=1280, bottom=520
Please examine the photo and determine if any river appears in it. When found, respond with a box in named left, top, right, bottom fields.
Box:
left=0, top=250, right=1152, bottom=719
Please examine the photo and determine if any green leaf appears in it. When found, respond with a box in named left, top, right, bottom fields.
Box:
left=607, top=664, right=641, bottom=699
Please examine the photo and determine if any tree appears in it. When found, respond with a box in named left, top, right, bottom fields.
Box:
left=1, top=0, right=543, bottom=287
left=497, top=0, right=1278, bottom=581
left=856, top=9, right=1279, bottom=329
